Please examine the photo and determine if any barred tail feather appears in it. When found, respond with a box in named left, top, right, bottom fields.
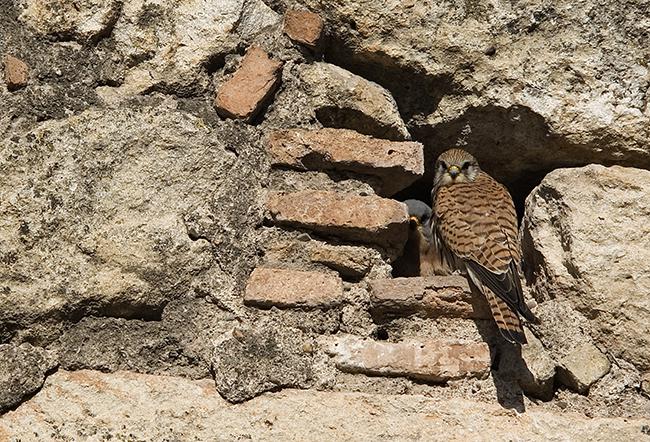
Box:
left=483, top=288, right=527, bottom=344
left=465, top=267, right=526, bottom=344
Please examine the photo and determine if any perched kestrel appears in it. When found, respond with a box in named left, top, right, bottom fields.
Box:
left=403, top=199, right=437, bottom=277
left=430, top=149, right=538, bottom=344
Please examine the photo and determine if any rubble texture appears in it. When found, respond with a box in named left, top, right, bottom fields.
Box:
left=2, top=370, right=649, bottom=442
left=2, top=0, right=650, bottom=438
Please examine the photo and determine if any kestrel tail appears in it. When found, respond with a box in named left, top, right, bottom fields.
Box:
left=430, top=148, right=538, bottom=344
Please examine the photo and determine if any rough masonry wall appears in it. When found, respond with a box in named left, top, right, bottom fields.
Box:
left=1, top=0, right=650, bottom=438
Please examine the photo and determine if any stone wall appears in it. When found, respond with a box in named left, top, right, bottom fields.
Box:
left=1, top=0, right=650, bottom=438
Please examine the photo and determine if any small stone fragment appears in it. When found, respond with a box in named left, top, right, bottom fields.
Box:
left=266, top=190, right=408, bottom=251
left=369, top=276, right=492, bottom=320
left=3, top=55, right=29, bottom=90
left=212, top=324, right=314, bottom=402
left=244, top=267, right=343, bottom=309
left=641, top=373, right=650, bottom=395
left=215, top=46, right=283, bottom=122
left=519, top=329, right=556, bottom=400
left=557, top=342, right=611, bottom=394
left=283, top=9, right=324, bottom=49
left=267, top=128, right=424, bottom=196
left=309, top=243, right=377, bottom=278
left=0, top=343, right=57, bottom=412
left=327, top=335, right=490, bottom=382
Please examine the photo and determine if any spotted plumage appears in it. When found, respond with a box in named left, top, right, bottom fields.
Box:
left=431, top=149, right=538, bottom=344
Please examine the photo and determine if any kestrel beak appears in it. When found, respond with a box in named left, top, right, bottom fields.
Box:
left=448, top=165, right=461, bottom=178
left=409, top=215, right=421, bottom=226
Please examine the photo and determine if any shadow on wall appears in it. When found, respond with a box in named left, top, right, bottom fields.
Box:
left=397, top=105, right=591, bottom=218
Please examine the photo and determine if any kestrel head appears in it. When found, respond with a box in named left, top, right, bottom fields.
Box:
left=433, top=149, right=480, bottom=188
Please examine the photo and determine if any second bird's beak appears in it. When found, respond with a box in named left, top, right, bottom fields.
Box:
left=409, top=215, right=421, bottom=226
left=448, top=165, right=461, bottom=178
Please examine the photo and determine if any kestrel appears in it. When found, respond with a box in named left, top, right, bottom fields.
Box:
left=430, top=149, right=538, bottom=344
left=403, top=199, right=436, bottom=277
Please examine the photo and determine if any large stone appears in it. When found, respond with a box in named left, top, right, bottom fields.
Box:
left=327, top=335, right=491, bottom=382
left=267, top=128, right=424, bottom=195
left=244, top=267, right=343, bottom=309
left=212, top=324, right=315, bottom=402
left=369, top=276, right=492, bottom=320
left=296, top=62, right=410, bottom=140
left=522, top=165, right=650, bottom=370
left=215, top=46, right=284, bottom=121
left=557, top=342, right=611, bottom=394
left=3, top=55, right=29, bottom=90
left=0, top=103, right=267, bottom=344
left=18, top=0, right=121, bottom=41
left=266, top=190, right=409, bottom=251
left=2, top=370, right=649, bottom=441
left=0, top=343, right=56, bottom=413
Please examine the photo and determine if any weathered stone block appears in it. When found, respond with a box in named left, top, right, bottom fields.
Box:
left=215, top=46, right=283, bottom=121
left=244, top=267, right=343, bottom=309
left=212, top=324, right=314, bottom=402
left=369, top=276, right=492, bottom=320
left=327, top=335, right=490, bottom=382
left=266, top=190, right=408, bottom=251
left=283, top=9, right=324, bottom=49
left=297, top=62, right=410, bottom=140
left=557, top=342, right=611, bottom=394
left=3, top=54, right=29, bottom=90
left=267, top=128, right=424, bottom=195
left=523, top=165, right=650, bottom=371
left=309, top=243, right=378, bottom=278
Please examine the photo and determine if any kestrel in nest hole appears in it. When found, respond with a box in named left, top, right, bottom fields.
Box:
left=430, top=148, right=538, bottom=344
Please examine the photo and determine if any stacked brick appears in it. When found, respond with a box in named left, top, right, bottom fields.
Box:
left=224, top=9, right=492, bottom=384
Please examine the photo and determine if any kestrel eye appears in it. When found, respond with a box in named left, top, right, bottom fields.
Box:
left=461, top=162, right=469, bottom=170
left=439, top=161, right=448, bottom=169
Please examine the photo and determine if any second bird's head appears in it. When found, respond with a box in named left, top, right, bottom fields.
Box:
left=433, top=149, right=480, bottom=188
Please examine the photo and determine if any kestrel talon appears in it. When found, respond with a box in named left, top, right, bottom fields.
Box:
left=430, top=149, right=538, bottom=344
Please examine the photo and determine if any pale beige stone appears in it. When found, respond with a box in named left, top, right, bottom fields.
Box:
left=523, top=165, right=650, bottom=371
left=557, top=342, right=611, bottom=394
left=327, top=335, right=490, bottom=382
left=1, top=370, right=648, bottom=441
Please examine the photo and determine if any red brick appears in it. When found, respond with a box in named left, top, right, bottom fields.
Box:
left=3, top=55, right=29, bottom=90
left=267, top=128, right=424, bottom=196
left=283, top=9, right=324, bottom=49
left=369, top=276, right=492, bottom=320
left=266, top=190, right=408, bottom=250
left=215, top=46, right=283, bottom=122
left=328, top=335, right=491, bottom=382
left=244, top=267, right=343, bottom=309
